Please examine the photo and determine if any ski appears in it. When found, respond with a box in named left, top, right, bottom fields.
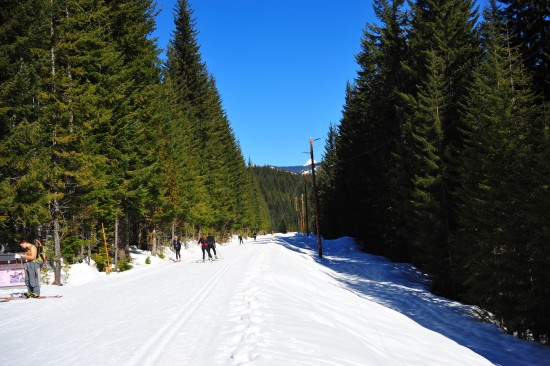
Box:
left=0, top=295, right=62, bottom=302
left=195, top=259, right=220, bottom=263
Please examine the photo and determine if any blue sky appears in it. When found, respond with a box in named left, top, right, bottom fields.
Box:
left=152, top=0, right=374, bottom=166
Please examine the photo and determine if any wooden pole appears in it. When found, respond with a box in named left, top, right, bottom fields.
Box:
left=303, top=172, right=309, bottom=236
left=301, top=193, right=305, bottom=233
left=102, top=223, right=111, bottom=273
left=310, top=137, right=322, bottom=258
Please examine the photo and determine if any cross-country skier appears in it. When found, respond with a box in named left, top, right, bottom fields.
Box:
left=172, top=236, right=182, bottom=261
left=206, top=234, right=217, bottom=259
left=198, top=234, right=212, bottom=262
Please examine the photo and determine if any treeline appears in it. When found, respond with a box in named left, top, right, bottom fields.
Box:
left=0, top=0, right=270, bottom=282
left=251, top=166, right=306, bottom=233
left=318, top=0, right=549, bottom=343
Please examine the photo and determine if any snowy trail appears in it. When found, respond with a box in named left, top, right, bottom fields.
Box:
left=2, top=234, right=548, bottom=365
left=0, top=237, right=276, bottom=366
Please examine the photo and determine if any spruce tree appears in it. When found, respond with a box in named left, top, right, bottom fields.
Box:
left=399, top=0, right=479, bottom=295
left=319, top=0, right=409, bottom=255
left=500, top=0, right=550, bottom=99
left=0, top=0, right=50, bottom=243
left=165, top=0, right=266, bottom=236
left=400, top=49, right=453, bottom=292
left=457, top=0, right=549, bottom=342
left=317, top=124, right=340, bottom=239
left=103, top=0, right=163, bottom=253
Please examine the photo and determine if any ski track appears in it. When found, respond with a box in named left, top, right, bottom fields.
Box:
left=218, top=242, right=269, bottom=365
left=131, top=236, right=274, bottom=366
left=126, top=255, right=236, bottom=366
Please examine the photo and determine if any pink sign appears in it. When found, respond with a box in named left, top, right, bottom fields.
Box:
left=0, top=263, right=26, bottom=288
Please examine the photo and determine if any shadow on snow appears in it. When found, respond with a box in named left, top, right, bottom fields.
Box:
left=275, top=234, right=550, bottom=366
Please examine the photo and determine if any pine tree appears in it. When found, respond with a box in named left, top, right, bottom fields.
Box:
left=165, top=0, right=266, bottom=236
left=37, top=0, right=132, bottom=284
left=0, top=0, right=50, bottom=243
left=317, top=124, right=340, bottom=239
left=252, top=166, right=302, bottom=233
left=319, top=0, right=409, bottom=255
left=158, top=77, right=205, bottom=233
left=400, top=49, right=453, bottom=292
left=500, top=0, right=550, bottom=99
left=245, top=163, right=271, bottom=233
left=102, top=0, right=163, bottom=253
left=399, top=0, right=480, bottom=295
left=457, top=0, right=550, bottom=342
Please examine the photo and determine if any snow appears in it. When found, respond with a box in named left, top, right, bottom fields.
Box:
left=1, top=234, right=549, bottom=366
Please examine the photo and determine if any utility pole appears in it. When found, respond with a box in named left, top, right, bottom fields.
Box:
left=303, top=172, right=309, bottom=236
left=294, top=195, right=300, bottom=231
left=300, top=193, right=305, bottom=233
left=310, top=137, right=322, bottom=258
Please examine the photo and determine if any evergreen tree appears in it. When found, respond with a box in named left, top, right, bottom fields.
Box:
left=252, top=166, right=303, bottom=233
left=166, top=0, right=219, bottom=230
left=319, top=0, right=409, bottom=256
left=400, top=49, right=453, bottom=292
left=500, top=0, right=550, bottom=99
left=317, top=124, right=340, bottom=239
left=457, top=0, right=549, bottom=343
left=104, top=0, right=163, bottom=253
left=0, top=0, right=50, bottom=243
left=158, top=77, right=205, bottom=234
left=165, top=0, right=266, bottom=236
left=399, top=0, right=480, bottom=294
left=245, top=163, right=271, bottom=233
left=35, top=0, right=132, bottom=282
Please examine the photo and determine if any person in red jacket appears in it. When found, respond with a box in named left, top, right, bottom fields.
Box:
left=197, top=234, right=212, bottom=262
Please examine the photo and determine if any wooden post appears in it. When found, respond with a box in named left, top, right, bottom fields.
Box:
left=310, top=137, right=322, bottom=258
left=102, top=223, right=111, bottom=273
left=301, top=193, right=305, bottom=233
left=303, top=172, right=309, bottom=236
left=114, top=215, right=119, bottom=272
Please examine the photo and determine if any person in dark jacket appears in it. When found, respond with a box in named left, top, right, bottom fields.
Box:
left=206, top=235, right=217, bottom=259
left=198, top=234, right=212, bottom=262
left=172, top=236, right=182, bottom=262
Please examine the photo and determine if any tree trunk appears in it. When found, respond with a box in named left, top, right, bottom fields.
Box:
left=53, top=199, right=62, bottom=285
left=114, top=215, right=119, bottom=271
left=150, top=229, right=157, bottom=256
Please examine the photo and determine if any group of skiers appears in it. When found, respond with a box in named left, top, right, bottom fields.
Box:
left=171, top=233, right=218, bottom=262
left=14, top=233, right=252, bottom=298
left=172, top=232, right=257, bottom=262
left=197, top=234, right=218, bottom=262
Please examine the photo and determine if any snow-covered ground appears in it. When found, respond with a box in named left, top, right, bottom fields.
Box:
left=1, top=233, right=549, bottom=365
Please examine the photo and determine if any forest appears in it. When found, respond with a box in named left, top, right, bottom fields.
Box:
left=251, top=165, right=311, bottom=234
left=317, top=0, right=549, bottom=344
left=0, top=0, right=271, bottom=283
left=1, top=0, right=548, bottom=347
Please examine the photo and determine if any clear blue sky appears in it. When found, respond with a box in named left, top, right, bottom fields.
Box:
left=152, top=1, right=374, bottom=166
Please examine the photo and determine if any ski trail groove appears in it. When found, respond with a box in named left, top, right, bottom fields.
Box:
left=125, top=258, right=236, bottom=366
left=219, top=246, right=268, bottom=364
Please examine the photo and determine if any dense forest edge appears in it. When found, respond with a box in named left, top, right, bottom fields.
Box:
left=0, top=0, right=270, bottom=281
left=316, top=0, right=549, bottom=345
left=0, top=0, right=548, bottom=346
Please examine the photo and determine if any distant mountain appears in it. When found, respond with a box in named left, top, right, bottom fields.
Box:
left=268, top=162, right=322, bottom=175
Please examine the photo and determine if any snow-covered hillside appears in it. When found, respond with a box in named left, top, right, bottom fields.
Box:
left=1, top=234, right=548, bottom=365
